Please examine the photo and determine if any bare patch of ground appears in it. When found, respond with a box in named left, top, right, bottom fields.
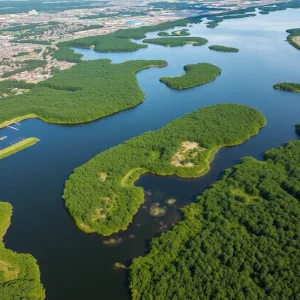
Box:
left=99, top=172, right=108, bottom=181
left=171, top=141, right=206, bottom=167
left=0, top=260, right=19, bottom=282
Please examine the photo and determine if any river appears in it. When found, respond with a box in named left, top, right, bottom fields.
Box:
left=0, top=8, right=300, bottom=300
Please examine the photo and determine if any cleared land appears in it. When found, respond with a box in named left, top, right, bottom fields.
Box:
left=0, top=138, right=39, bottom=160
left=0, top=202, right=45, bottom=299
left=160, top=63, right=221, bottom=90
left=63, top=104, right=266, bottom=236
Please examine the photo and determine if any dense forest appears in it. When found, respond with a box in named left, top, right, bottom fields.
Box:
left=63, top=104, right=266, bottom=236
left=0, top=80, right=34, bottom=96
left=273, top=82, right=300, bottom=93
left=0, top=202, right=45, bottom=299
left=0, top=59, right=167, bottom=126
left=130, top=138, right=300, bottom=300
left=157, top=29, right=190, bottom=37
left=0, top=138, right=39, bottom=160
left=142, top=37, right=208, bottom=47
left=286, top=28, right=300, bottom=51
left=160, top=63, right=221, bottom=90
left=209, top=45, right=239, bottom=52
left=51, top=46, right=83, bottom=63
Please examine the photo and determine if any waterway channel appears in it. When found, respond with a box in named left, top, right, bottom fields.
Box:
left=0, top=8, right=300, bottom=300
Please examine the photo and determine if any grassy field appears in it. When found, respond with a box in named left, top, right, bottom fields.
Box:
left=0, top=138, right=39, bottom=160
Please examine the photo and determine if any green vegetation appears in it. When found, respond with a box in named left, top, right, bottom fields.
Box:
left=286, top=28, right=300, bottom=51
left=51, top=46, right=83, bottom=63
left=129, top=138, right=300, bottom=300
left=0, top=138, right=39, bottom=160
left=0, top=202, right=45, bottom=299
left=273, top=82, right=300, bottom=93
left=13, top=39, right=52, bottom=45
left=157, top=29, right=190, bottom=37
left=0, top=59, right=167, bottom=126
left=206, top=20, right=221, bottom=28
left=160, top=63, right=221, bottom=90
left=296, top=124, right=300, bottom=136
left=209, top=45, right=239, bottom=52
left=13, top=51, right=30, bottom=57
left=63, top=104, right=266, bottom=236
left=1, top=60, right=47, bottom=78
left=143, top=37, right=208, bottom=47
left=0, top=80, right=34, bottom=96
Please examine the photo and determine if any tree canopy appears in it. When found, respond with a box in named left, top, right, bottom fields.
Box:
left=63, top=104, right=266, bottom=236
left=130, top=138, right=300, bottom=300
left=0, top=59, right=167, bottom=126
left=0, top=202, right=45, bottom=300
left=160, top=63, right=221, bottom=90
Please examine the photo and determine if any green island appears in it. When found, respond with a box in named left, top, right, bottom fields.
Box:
left=160, top=63, right=221, bottom=90
left=0, top=138, right=40, bottom=160
left=273, top=82, right=300, bottom=93
left=129, top=138, right=300, bottom=300
left=63, top=104, right=266, bottom=236
left=142, top=37, right=208, bottom=47
left=206, top=20, right=222, bottom=29
left=0, top=59, right=167, bottom=127
left=0, top=202, right=45, bottom=299
left=209, top=45, right=239, bottom=52
left=286, top=28, right=300, bottom=51
left=157, top=29, right=190, bottom=37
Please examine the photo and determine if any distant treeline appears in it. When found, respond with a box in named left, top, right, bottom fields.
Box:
left=273, top=82, right=300, bottom=93
left=0, top=59, right=167, bottom=126
left=160, top=63, right=221, bottom=90
left=157, top=29, right=190, bottom=37
left=0, top=202, right=45, bottom=299
left=63, top=104, right=266, bottom=236
left=209, top=45, right=239, bottom=52
left=142, top=37, right=208, bottom=47
left=286, top=28, right=300, bottom=51
left=130, top=138, right=300, bottom=300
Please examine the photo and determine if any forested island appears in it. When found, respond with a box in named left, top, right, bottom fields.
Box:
left=286, top=28, right=300, bottom=50
left=0, top=138, right=39, bottom=160
left=0, top=59, right=167, bottom=127
left=273, top=82, right=300, bottom=93
left=0, top=202, right=45, bottom=299
left=160, top=63, right=221, bottom=90
left=209, top=45, right=239, bottom=52
left=142, top=37, right=208, bottom=47
left=157, top=29, right=190, bottom=37
left=129, top=139, right=300, bottom=300
left=63, top=104, right=266, bottom=236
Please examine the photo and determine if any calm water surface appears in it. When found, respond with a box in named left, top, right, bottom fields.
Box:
left=1, top=9, right=300, bottom=300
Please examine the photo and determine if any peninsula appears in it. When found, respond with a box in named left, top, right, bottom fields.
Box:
left=63, top=104, right=266, bottom=236
left=160, top=63, right=221, bottom=90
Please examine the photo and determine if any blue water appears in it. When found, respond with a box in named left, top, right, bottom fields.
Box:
left=0, top=8, right=300, bottom=300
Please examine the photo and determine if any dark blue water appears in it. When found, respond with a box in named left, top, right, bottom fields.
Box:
left=0, top=9, right=300, bottom=300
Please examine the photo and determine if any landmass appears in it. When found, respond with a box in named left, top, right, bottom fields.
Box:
left=142, top=37, right=208, bottom=47
left=209, top=45, right=239, bottom=52
left=160, top=63, right=221, bottom=90
left=0, top=202, right=45, bottom=299
left=0, top=138, right=40, bottom=160
left=0, top=59, right=167, bottom=127
left=286, top=28, right=300, bottom=50
left=273, top=82, right=300, bottom=93
left=129, top=138, right=300, bottom=300
left=157, top=29, right=190, bottom=36
left=63, top=104, right=266, bottom=236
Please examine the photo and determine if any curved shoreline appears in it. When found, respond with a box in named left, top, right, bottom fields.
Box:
left=63, top=104, right=266, bottom=236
